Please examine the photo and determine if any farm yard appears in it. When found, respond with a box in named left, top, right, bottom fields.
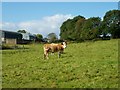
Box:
left=2, top=39, right=119, bottom=88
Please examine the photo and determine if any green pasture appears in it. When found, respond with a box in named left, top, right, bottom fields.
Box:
left=2, top=39, right=119, bottom=88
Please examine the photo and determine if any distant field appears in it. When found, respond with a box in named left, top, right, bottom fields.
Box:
left=2, top=39, right=118, bottom=88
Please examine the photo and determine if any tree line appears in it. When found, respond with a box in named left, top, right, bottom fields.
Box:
left=17, top=10, right=120, bottom=43
left=60, top=10, right=120, bottom=41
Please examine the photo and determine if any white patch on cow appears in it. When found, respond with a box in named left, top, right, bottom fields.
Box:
left=63, top=42, right=67, bottom=48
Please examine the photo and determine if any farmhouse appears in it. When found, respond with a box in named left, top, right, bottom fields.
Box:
left=1, top=30, right=22, bottom=45
left=20, top=32, right=36, bottom=44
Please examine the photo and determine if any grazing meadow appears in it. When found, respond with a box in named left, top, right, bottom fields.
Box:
left=2, top=39, right=119, bottom=88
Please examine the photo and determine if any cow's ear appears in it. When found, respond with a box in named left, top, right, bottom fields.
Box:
left=61, top=42, right=63, bottom=45
left=65, top=41, right=67, bottom=45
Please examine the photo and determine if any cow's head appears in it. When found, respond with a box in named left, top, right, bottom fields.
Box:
left=61, top=42, right=67, bottom=48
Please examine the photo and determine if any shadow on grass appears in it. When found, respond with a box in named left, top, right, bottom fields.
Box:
left=60, top=53, right=73, bottom=59
left=1, top=44, right=30, bottom=50
left=2, top=47, right=30, bottom=55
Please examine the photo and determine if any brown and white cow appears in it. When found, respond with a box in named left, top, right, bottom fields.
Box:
left=43, top=42, right=67, bottom=59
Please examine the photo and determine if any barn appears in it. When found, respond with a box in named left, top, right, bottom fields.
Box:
left=20, top=32, right=35, bottom=41
left=1, top=30, right=22, bottom=45
left=20, top=32, right=36, bottom=44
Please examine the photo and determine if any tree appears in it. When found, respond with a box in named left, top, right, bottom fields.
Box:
left=17, top=30, right=27, bottom=33
left=81, top=17, right=101, bottom=40
left=34, top=34, right=43, bottom=42
left=75, top=18, right=86, bottom=41
left=60, top=15, right=85, bottom=41
left=102, top=10, right=120, bottom=38
left=47, top=33, right=58, bottom=43
left=60, top=9, right=120, bottom=41
left=36, top=34, right=43, bottom=40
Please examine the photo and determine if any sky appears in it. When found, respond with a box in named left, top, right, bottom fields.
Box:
left=1, top=2, right=119, bottom=38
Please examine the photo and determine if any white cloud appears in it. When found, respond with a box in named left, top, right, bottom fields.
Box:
left=1, top=14, right=73, bottom=38
left=1, top=22, right=18, bottom=30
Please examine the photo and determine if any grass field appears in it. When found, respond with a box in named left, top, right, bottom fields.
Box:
left=2, top=39, right=118, bottom=88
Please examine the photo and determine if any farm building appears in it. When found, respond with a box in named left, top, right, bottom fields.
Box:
left=0, top=30, right=37, bottom=44
left=1, top=30, right=22, bottom=45
left=20, top=33, right=36, bottom=44
left=20, top=32, right=36, bottom=41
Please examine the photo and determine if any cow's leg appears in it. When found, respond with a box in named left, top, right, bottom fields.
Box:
left=43, top=49, right=46, bottom=59
left=46, top=52, right=49, bottom=59
left=44, top=52, right=49, bottom=59
left=44, top=53, right=46, bottom=59
left=43, top=51, right=46, bottom=59
left=44, top=49, right=49, bottom=59
left=58, top=51, right=61, bottom=58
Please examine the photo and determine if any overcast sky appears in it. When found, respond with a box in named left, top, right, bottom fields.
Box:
left=1, top=2, right=118, bottom=38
